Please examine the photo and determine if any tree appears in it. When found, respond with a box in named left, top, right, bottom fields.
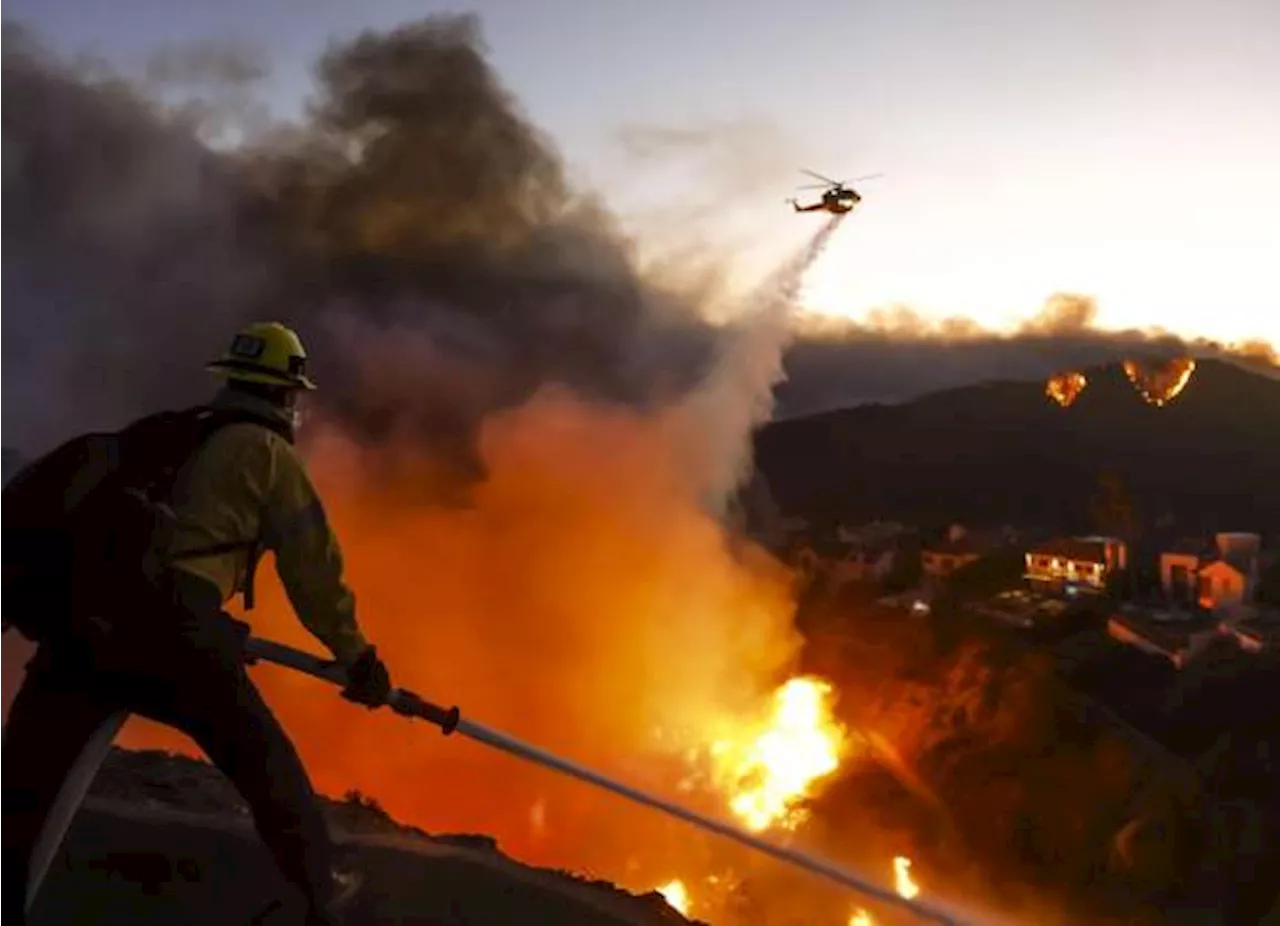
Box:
left=944, top=549, right=1026, bottom=603
left=881, top=537, right=923, bottom=593
left=1257, top=557, right=1280, bottom=606
left=1090, top=471, right=1140, bottom=542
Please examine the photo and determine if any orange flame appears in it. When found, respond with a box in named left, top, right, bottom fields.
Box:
left=719, top=676, right=850, bottom=832
left=894, top=855, right=920, bottom=900
left=1122, top=356, right=1196, bottom=407
left=847, top=856, right=922, bottom=925
left=1045, top=371, right=1087, bottom=407
left=658, top=879, right=691, bottom=915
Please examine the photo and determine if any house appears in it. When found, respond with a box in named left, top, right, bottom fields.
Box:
left=1108, top=608, right=1219, bottom=669
left=1220, top=609, right=1280, bottom=655
left=1025, top=536, right=1127, bottom=595
left=835, top=521, right=907, bottom=546
left=921, top=525, right=990, bottom=581
left=1159, top=532, right=1261, bottom=612
left=791, top=534, right=899, bottom=591
left=828, top=541, right=898, bottom=586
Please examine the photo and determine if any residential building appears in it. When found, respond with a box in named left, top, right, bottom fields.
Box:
left=1219, top=609, right=1280, bottom=655
left=1025, top=536, right=1128, bottom=595
left=828, top=542, right=898, bottom=586
left=793, top=532, right=900, bottom=589
left=835, top=521, right=907, bottom=546
left=1159, top=532, right=1261, bottom=611
left=1108, top=610, right=1218, bottom=669
left=921, top=524, right=988, bottom=580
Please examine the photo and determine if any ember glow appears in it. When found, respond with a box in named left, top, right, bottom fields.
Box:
left=893, top=856, right=920, bottom=900
left=845, top=856, right=923, bottom=925
left=658, top=879, right=691, bottom=915
left=662, top=852, right=926, bottom=926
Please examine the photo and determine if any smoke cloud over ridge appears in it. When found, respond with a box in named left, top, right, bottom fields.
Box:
left=778, top=293, right=1278, bottom=418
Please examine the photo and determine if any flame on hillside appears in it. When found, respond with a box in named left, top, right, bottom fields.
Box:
left=635, top=675, right=853, bottom=922
left=845, top=856, right=923, bottom=925
left=1123, top=356, right=1197, bottom=407
left=894, top=855, right=920, bottom=899
left=657, top=854, right=925, bottom=925
left=675, top=675, right=854, bottom=833
left=1045, top=371, right=1088, bottom=407
left=658, top=879, right=691, bottom=915
left=1047, top=356, right=1198, bottom=409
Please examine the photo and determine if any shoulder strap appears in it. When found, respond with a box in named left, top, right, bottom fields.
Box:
left=197, top=407, right=296, bottom=446
left=161, top=405, right=293, bottom=611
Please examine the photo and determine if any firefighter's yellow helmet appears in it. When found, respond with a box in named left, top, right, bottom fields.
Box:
left=207, top=321, right=317, bottom=390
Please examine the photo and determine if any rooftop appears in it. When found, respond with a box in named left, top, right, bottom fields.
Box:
left=1028, top=537, right=1113, bottom=564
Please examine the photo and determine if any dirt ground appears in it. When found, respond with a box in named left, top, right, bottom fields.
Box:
left=26, top=749, right=696, bottom=926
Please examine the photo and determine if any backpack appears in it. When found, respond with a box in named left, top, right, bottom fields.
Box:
left=2, top=405, right=293, bottom=644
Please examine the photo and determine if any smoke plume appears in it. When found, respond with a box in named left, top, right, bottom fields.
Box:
left=2, top=16, right=720, bottom=471
left=2, top=24, right=276, bottom=452
left=2, top=13, right=819, bottom=905
left=777, top=293, right=1278, bottom=418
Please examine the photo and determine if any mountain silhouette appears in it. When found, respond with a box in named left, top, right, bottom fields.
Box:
left=753, top=358, right=1280, bottom=538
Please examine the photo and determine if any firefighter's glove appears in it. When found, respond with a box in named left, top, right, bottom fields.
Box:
left=341, top=645, right=391, bottom=708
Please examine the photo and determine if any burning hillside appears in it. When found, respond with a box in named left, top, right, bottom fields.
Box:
left=119, top=345, right=914, bottom=925
left=1122, top=356, right=1197, bottom=407
left=1045, top=356, right=1197, bottom=409
left=1045, top=371, right=1088, bottom=407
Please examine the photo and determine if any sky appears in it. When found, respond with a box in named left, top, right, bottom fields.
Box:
left=8, top=0, right=1280, bottom=348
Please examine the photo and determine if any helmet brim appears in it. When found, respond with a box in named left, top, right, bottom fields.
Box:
left=207, top=362, right=317, bottom=391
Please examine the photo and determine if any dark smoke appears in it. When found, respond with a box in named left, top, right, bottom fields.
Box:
left=776, top=294, right=1277, bottom=418
left=2, top=16, right=718, bottom=473
left=276, top=16, right=726, bottom=465
left=2, top=24, right=275, bottom=452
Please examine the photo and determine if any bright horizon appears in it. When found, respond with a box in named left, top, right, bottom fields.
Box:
left=9, top=0, right=1279, bottom=350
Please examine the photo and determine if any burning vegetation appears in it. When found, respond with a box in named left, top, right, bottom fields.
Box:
left=1122, top=356, right=1197, bottom=407
left=1046, top=357, right=1198, bottom=410
left=1045, top=370, right=1088, bottom=407
left=680, top=675, right=851, bottom=834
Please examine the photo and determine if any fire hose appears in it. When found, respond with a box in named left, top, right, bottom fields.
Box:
left=26, top=636, right=971, bottom=925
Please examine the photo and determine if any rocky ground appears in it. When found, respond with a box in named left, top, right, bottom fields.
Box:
left=28, top=747, right=698, bottom=926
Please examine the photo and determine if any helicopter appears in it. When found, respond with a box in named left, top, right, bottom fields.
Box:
left=788, top=168, right=882, bottom=214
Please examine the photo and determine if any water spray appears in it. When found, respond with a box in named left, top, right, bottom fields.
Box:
left=690, top=213, right=847, bottom=509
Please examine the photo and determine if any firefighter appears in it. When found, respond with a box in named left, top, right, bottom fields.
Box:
left=2, top=322, right=391, bottom=925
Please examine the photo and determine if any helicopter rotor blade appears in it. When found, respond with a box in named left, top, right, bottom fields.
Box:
left=848, top=173, right=884, bottom=183
left=796, top=183, right=833, bottom=190
left=800, top=168, right=841, bottom=186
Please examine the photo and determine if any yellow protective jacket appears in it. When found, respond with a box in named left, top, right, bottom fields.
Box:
left=163, top=388, right=368, bottom=665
